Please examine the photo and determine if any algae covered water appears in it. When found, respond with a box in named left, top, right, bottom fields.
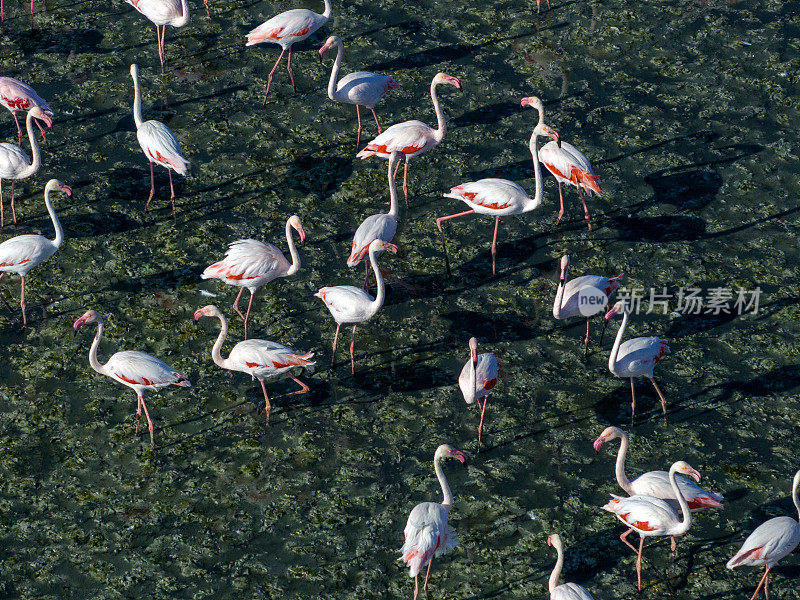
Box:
left=1, top=0, right=799, bottom=598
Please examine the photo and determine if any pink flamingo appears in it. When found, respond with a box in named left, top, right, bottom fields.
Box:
left=604, top=301, right=670, bottom=420
left=0, top=179, right=71, bottom=325
left=202, top=215, right=306, bottom=339
left=400, top=444, right=466, bottom=600
left=602, top=460, right=701, bottom=591
left=435, top=121, right=557, bottom=276
left=0, top=106, right=51, bottom=227
left=458, top=337, right=498, bottom=445
left=246, top=0, right=332, bottom=102
left=130, top=64, right=190, bottom=214
left=547, top=534, right=595, bottom=600
left=521, top=96, right=601, bottom=230
left=319, top=35, right=399, bottom=149
left=357, top=73, right=462, bottom=203
left=553, top=254, right=623, bottom=355
left=0, top=77, right=52, bottom=144
left=727, top=469, right=800, bottom=600
left=315, top=239, right=396, bottom=373
left=126, top=0, right=190, bottom=68
left=194, top=305, right=314, bottom=425
left=73, top=310, right=191, bottom=448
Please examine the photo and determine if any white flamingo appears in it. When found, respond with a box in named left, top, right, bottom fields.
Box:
left=458, top=337, right=499, bottom=445
left=126, top=0, right=190, bottom=68
left=0, top=77, right=52, bottom=143
left=546, top=534, right=595, bottom=600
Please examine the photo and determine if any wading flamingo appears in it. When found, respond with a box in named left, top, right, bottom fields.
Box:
left=126, top=0, right=190, bottom=68
left=0, top=77, right=52, bottom=143
left=522, top=96, right=601, bottom=230
left=400, top=444, right=466, bottom=600
left=315, top=239, right=396, bottom=373
left=319, top=35, right=399, bottom=149
left=546, top=534, right=594, bottom=600
left=0, top=180, right=71, bottom=325
left=604, top=301, right=670, bottom=420
left=727, top=469, right=800, bottom=600
left=553, top=254, right=623, bottom=355
left=458, top=337, right=499, bottom=445
left=0, top=106, right=51, bottom=227
left=202, top=215, right=306, bottom=339
left=435, top=121, right=557, bottom=276
left=130, top=64, right=190, bottom=214
left=246, top=0, right=332, bottom=102
left=194, top=305, right=314, bottom=425
left=357, top=73, right=462, bottom=203
left=347, top=151, right=401, bottom=291
left=73, top=310, right=191, bottom=448
left=602, top=460, right=701, bottom=591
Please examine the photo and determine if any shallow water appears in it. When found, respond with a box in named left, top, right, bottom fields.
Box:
left=1, top=0, right=799, bottom=598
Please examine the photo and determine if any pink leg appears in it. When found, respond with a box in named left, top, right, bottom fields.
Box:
left=423, top=558, right=433, bottom=592
left=355, top=105, right=362, bottom=150
left=630, top=378, right=636, bottom=420
left=584, top=318, right=591, bottom=357
left=349, top=324, right=357, bottom=374
left=13, top=113, right=21, bottom=144
left=1, top=179, right=4, bottom=228
left=650, top=377, right=668, bottom=421
left=10, top=181, right=16, bottom=224
left=371, top=108, right=383, bottom=133
left=204, top=0, right=209, bottom=16
left=156, top=27, right=164, bottom=68
left=579, top=188, right=592, bottom=230
left=393, top=157, right=401, bottom=179
left=140, top=395, right=155, bottom=448
left=490, top=216, right=500, bottom=275
left=287, top=374, right=310, bottom=395
left=1, top=0, right=4, bottom=21
left=168, top=168, right=176, bottom=215
left=260, top=380, right=272, bottom=425
left=413, top=575, right=419, bottom=600
left=35, top=119, right=47, bottom=145
left=435, top=209, right=475, bottom=276
left=402, top=158, right=409, bottom=204
left=286, top=47, right=296, bottom=92
left=749, top=566, right=770, bottom=600
left=619, top=528, right=637, bottom=554
left=30, top=0, right=33, bottom=15
left=243, top=289, right=255, bottom=340
left=477, top=396, right=488, bottom=445
left=670, top=536, right=677, bottom=558
left=135, top=394, right=143, bottom=434
left=556, top=181, right=565, bottom=224
left=145, top=162, right=155, bottom=209
left=19, top=275, right=26, bottom=325
left=636, top=536, right=644, bottom=591
left=232, top=288, right=246, bottom=322
left=331, top=323, right=341, bottom=365
left=263, top=48, right=286, bottom=104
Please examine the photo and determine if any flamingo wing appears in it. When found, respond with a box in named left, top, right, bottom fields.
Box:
left=315, top=285, right=373, bottom=321
left=137, top=120, right=190, bottom=175
left=400, top=501, right=455, bottom=576
left=602, top=494, right=678, bottom=534
left=631, top=471, right=723, bottom=510
left=348, top=214, right=397, bottom=266
left=202, top=239, right=290, bottom=285
left=476, top=353, right=499, bottom=391
left=539, top=141, right=602, bottom=196
left=552, top=583, right=595, bottom=600
left=357, top=121, right=433, bottom=158
left=245, top=9, right=324, bottom=45
left=727, top=517, right=800, bottom=568
left=106, top=351, right=190, bottom=389
left=444, top=179, right=528, bottom=214
left=335, top=72, right=395, bottom=107
left=127, top=0, right=181, bottom=24
left=0, top=235, right=53, bottom=272
left=230, top=339, right=315, bottom=373
left=0, top=77, right=51, bottom=113
left=615, top=337, right=670, bottom=376
left=0, top=142, right=31, bottom=177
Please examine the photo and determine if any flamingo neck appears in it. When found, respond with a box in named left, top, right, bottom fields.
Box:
left=792, top=470, right=800, bottom=522
left=173, top=0, right=190, bottom=26
left=431, top=81, right=447, bottom=141
left=613, top=431, right=634, bottom=494
left=608, top=311, right=628, bottom=374
left=548, top=541, right=563, bottom=593
left=387, top=156, right=399, bottom=218
left=210, top=311, right=230, bottom=369
left=367, top=245, right=385, bottom=316
left=88, top=321, right=107, bottom=376
left=285, top=220, right=301, bottom=276
left=44, top=186, right=64, bottom=249
left=326, top=41, right=343, bottom=101
left=434, top=454, right=453, bottom=508
left=669, top=465, right=693, bottom=534
left=131, top=70, right=144, bottom=129
left=525, top=130, right=544, bottom=211
left=552, top=264, right=569, bottom=318
left=19, top=111, right=42, bottom=178
left=321, top=0, right=332, bottom=19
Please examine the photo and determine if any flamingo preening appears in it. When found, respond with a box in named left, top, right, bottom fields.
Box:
left=319, top=35, right=399, bottom=149
left=602, top=461, right=701, bottom=591
left=727, top=469, right=800, bottom=600
left=246, top=0, right=332, bottom=102
left=126, top=0, right=190, bottom=68
left=0, top=77, right=52, bottom=144
left=194, top=305, right=315, bottom=425
left=547, top=534, right=595, bottom=600
left=435, top=120, right=558, bottom=276
left=458, top=337, right=499, bottom=445
left=0, top=179, right=71, bottom=325
left=358, top=73, right=462, bottom=203
left=202, top=215, right=306, bottom=339
left=73, top=310, right=191, bottom=448
left=400, top=444, right=466, bottom=600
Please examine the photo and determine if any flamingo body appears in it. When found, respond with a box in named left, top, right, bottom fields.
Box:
left=246, top=8, right=327, bottom=48
left=458, top=353, right=498, bottom=404
left=552, top=583, right=594, bottom=600
left=136, top=121, right=190, bottom=176
left=539, top=140, right=602, bottom=196
left=0, top=234, right=57, bottom=274
left=0, top=77, right=52, bottom=140
left=0, top=144, right=32, bottom=179
left=401, top=501, right=457, bottom=577
left=358, top=120, right=437, bottom=160
left=603, top=494, right=685, bottom=537
left=554, top=274, right=623, bottom=320
left=103, top=350, right=191, bottom=393
left=315, top=285, right=375, bottom=324
left=348, top=215, right=396, bottom=266
left=331, top=71, right=398, bottom=108
left=127, top=0, right=187, bottom=26
left=626, top=472, right=722, bottom=511
left=202, top=239, right=293, bottom=291
left=611, top=336, right=670, bottom=379
left=444, top=179, right=539, bottom=216
left=226, top=339, right=315, bottom=380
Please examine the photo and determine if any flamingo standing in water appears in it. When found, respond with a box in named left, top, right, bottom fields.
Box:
left=202, top=215, right=306, bottom=339
left=727, top=469, right=800, bottom=600
left=130, top=64, right=190, bottom=214
left=126, top=0, right=190, bottom=68
left=194, top=305, right=314, bottom=425
left=358, top=73, right=462, bottom=203
left=0, top=106, right=51, bottom=227
left=521, top=96, right=601, bottom=230
left=458, top=337, right=499, bottom=445
left=73, top=310, right=191, bottom=448
left=553, top=254, right=623, bottom=355
left=602, top=461, right=702, bottom=591
left=245, top=0, right=332, bottom=102
left=0, top=179, right=71, bottom=325
left=315, top=239, right=396, bottom=373
left=546, top=534, right=595, bottom=600
left=400, top=444, right=466, bottom=600
left=0, top=77, right=52, bottom=143
left=319, top=35, right=399, bottom=149
left=435, top=120, right=558, bottom=276
left=604, top=301, right=670, bottom=420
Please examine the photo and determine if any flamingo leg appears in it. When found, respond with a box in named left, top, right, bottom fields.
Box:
left=630, top=377, right=636, bottom=420
left=10, top=180, right=16, bottom=224
left=259, top=379, right=272, bottom=425
left=393, top=157, right=401, bottom=179
left=402, top=158, right=409, bottom=205
left=355, top=105, right=362, bottom=150
left=478, top=396, right=488, bottom=445
left=243, top=289, right=255, bottom=340
left=286, top=47, right=297, bottom=93
left=636, top=536, right=644, bottom=591
left=619, top=528, right=638, bottom=554
left=13, top=112, right=21, bottom=144
left=35, top=119, right=47, bottom=145
left=139, top=395, right=155, bottom=449
left=232, top=287, right=246, bottom=322
left=579, top=188, right=593, bottom=230
left=490, top=216, right=500, bottom=275
left=749, top=566, right=770, bottom=600
left=0, top=178, right=4, bottom=228
left=287, top=374, right=310, bottom=395
left=584, top=317, right=591, bottom=358
left=556, top=181, right=565, bottom=225
left=168, top=168, right=176, bottom=215
left=135, top=394, right=143, bottom=434
left=413, top=575, right=419, bottom=600
left=161, top=26, right=168, bottom=68
left=19, top=275, right=26, bottom=325
left=1, top=0, right=4, bottom=21
left=349, top=324, right=357, bottom=374
left=145, top=162, right=155, bottom=209
left=331, top=323, right=341, bottom=365
left=30, top=0, right=33, bottom=15
left=650, top=377, right=668, bottom=421
left=371, top=108, right=383, bottom=133
left=156, top=26, right=164, bottom=68
left=670, top=536, right=677, bottom=559
left=263, top=48, right=286, bottom=104
left=423, top=558, right=433, bottom=592
left=203, top=0, right=209, bottom=16
left=435, top=210, right=475, bottom=277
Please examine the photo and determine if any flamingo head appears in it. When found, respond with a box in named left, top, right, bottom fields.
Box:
left=194, top=305, right=220, bottom=321
left=368, top=239, right=397, bottom=254
left=604, top=300, right=625, bottom=321
left=130, top=63, right=139, bottom=79
left=534, top=123, right=559, bottom=147
left=434, top=73, right=462, bottom=90
left=520, top=95, right=544, bottom=114
left=318, top=36, right=339, bottom=59
left=289, top=215, right=306, bottom=242
left=468, top=337, right=478, bottom=363
left=593, top=426, right=622, bottom=452
left=546, top=533, right=562, bottom=548
left=436, top=444, right=466, bottom=464
left=672, top=461, right=701, bottom=483
left=29, top=106, right=52, bottom=128
left=73, top=309, right=100, bottom=333
left=46, top=179, right=72, bottom=196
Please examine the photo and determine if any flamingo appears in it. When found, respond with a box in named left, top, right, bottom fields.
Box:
left=0, top=106, right=51, bottom=227
left=0, top=179, right=71, bottom=325
left=319, top=35, right=399, bottom=149
left=435, top=120, right=558, bottom=276
left=357, top=73, right=462, bottom=203
left=602, top=460, right=702, bottom=591
left=604, top=301, right=670, bottom=420
left=0, top=77, right=52, bottom=144
left=202, top=215, right=306, bottom=339
left=521, top=96, right=601, bottom=230
left=73, top=310, right=191, bottom=448
left=546, top=534, right=595, bottom=600
left=400, top=444, right=466, bottom=600
left=126, top=0, right=190, bottom=68
left=553, top=254, right=623, bottom=355
left=727, top=469, right=800, bottom=600
left=458, top=337, right=499, bottom=445
left=315, top=239, right=397, bottom=373
left=130, top=64, right=190, bottom=215
left=245, top=0, right=332, bottom=102
left=194, top=305, right=314, bottom=425
left=347, top=151, right=401, bottom=291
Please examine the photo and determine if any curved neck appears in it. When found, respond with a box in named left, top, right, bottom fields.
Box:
left=552, top=264, right=568, bottom=318
left=367, top=246, right=385, bottom=316
left=44, top=187, right=64, bottom=248
left=326, top=42, right=343, bottom=100
left=613, top=433, right=634, bottom=494
left=285, top=221, right=301, bottom=276
left=670, top=467, right=693, bottom=533
left=548, top=543, right=563, bottom=593
left=131, top=70, right=144, bottom=129
left=387, top=157, right=399, bottom=218
left=321, top=0, right=332, bottom=18
left=174, top=0, right=190, bottom=26
left=792, top=472, right=800, bottom=522
left=434, top=455, right=453, bottom=507
left=525, top=131, right=545, bottom=210
left=210, top=312, right=230, bottom=368
left=431, top=81, right=447, bottom=141
left=19, top=112, right=42, bottom=178
left=608, top=311, right=629, bottom=372
left=88, top=322, right=107, bottom=375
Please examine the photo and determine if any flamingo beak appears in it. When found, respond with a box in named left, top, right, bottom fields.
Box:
left=193, top=308, right=204, bottom=322
left=446, top=76, right=462, bottom=89
left=592, top=436, right=605, bottom=452
left=299, top=227, right=307, bottom=243
left=546, top=535, right=552, bottom=547
left=385, top=243, right=398, bottom=254
left=451, top=450, right=466, bottom=464
left=520, top=97, right=532, bottom=108
left=604, top=305, right=620, bottom=321
left=40, top=114, right=53, bottom=128
left=688, top=468, right=702, bottom=483
left=60, top=185, right=72, bottom=197
left=318, top=43, right=331, bottom=62
left=73, top=316, right=87, bottom=333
